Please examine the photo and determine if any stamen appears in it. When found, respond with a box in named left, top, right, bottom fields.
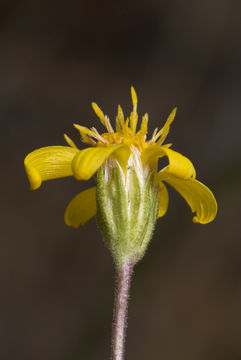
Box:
left=74, top=124, right=96, bottom=145
left=92, top=102, right=115, bottom=134
left=131, top=86, right=137, bottom=107
left=125, top=117, right=130, bottom=133
left=130, top=86, right=138, bottom=134
left=115, top=116, right=121, bottom=132
left=104, top=115, right=114, bottom=133
left=92, top=102, right=105, bottom=125
left=64, top=133, right=78, bottom=148
left=149, top=128, right=158, bottom=145
left=82, top=135, right=96, bottom=146
left=91, top=127, right=109, bottom=144
left=139, top=113, right=148, bottom=137
left=155, top=108, right=177, bottom=145
left=117, top=105, right=125, bottom=130
left=74, top=124, right=93, bottom=136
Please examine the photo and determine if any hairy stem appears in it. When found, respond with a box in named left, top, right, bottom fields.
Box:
left=111, top=260, right=134, bottom=360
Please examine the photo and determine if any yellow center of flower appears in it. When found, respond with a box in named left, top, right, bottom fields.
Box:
left=71, top=87, right=176, bottom=154
left=98, top=132, right=149, bottom=152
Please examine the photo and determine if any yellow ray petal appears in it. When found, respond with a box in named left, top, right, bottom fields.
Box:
left=158, top=181, right=169, bottom=218
left=141, top=144, right=166, bottom=166
left=142, top=145, right=196, bottom=180
left=64, top=187, right=97, bottom=228
left=109, top=145, right=131, bottom=171
left=158, top=172, right=217, bottom=224
left=160, top=147, right=196, bottom=179
left=72, top=144, right=130, bottom=180
left=24, top=146, right=79, bottom=190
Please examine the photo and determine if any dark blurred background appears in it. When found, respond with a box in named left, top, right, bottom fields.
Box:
left=1, top=0, right=241, bottom=359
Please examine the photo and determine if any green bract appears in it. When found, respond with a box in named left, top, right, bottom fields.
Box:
left=96, top=165, right=159, bottom=269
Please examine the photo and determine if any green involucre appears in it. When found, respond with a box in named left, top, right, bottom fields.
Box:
left=96, top=166, right=159, bottom=269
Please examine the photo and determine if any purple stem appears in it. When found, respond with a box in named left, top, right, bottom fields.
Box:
left=111, top=260, right=134, bottom=360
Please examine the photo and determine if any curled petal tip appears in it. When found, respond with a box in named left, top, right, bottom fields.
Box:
left=64, top=214, right=80, bottom=229
left=24, top=146, right=78, bottom=190
left=192, top=216, right=199, bottom=224
left=24, top=165, right=42, bottom=190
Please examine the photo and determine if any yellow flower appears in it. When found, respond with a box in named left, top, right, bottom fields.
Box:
left=24, top=87, right=217, bottom=228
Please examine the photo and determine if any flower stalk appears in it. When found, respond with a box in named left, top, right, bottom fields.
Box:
left=112, top=259, right=134, bottom=360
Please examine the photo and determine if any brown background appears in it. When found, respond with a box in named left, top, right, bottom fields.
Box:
left=1, top=0, right=241, bottom=359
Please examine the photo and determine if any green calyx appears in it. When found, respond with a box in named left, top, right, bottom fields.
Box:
left=96, top=164, right=159, bottom=269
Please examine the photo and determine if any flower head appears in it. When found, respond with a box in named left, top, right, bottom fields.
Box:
left=24, top=87, right=217, bottom=231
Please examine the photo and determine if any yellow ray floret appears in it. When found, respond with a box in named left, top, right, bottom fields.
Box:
left=158, top=182, right=169, bottom=218
left=24, top=146, right=78, bottom=190
left=72, top=144, right=130, bottom=181
left=64, top=187, right=97, bottom=228
left=157, top=172, right=217, bottom=224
